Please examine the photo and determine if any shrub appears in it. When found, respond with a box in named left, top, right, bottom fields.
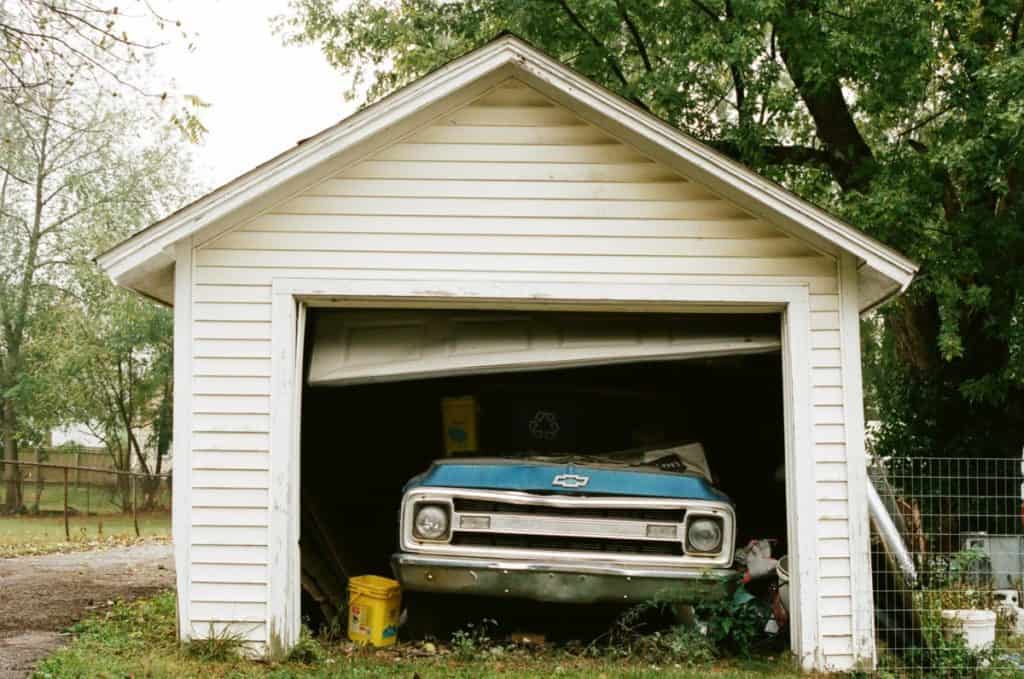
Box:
left=694, top=586, right=772, bottom=658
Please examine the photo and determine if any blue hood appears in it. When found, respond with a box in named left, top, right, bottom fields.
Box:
left=405, top=458, right=731, bottom=503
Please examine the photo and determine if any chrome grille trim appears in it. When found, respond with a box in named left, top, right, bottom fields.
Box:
left=457, top=512, right=681, bottom=541
left=401, top=486, right=735, bottom=569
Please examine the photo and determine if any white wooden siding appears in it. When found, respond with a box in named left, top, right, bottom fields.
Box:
left=188, top=79, right=856, bottom=664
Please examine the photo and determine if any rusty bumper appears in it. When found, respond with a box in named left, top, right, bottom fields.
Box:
left=391, top=553, right=737, bottom=604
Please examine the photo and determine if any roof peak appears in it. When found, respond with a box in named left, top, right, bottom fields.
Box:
left=99, top=32, right=915, bottom=309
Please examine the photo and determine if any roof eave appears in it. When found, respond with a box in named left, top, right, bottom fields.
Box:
left=96, top=35, right=527, bottom=282
left=100, top=34, right=918, bottom=304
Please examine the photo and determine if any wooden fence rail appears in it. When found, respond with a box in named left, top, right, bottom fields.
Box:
left=0, top=459, right=171, bottom=539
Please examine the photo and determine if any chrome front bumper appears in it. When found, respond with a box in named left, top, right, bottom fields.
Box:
left=392, top=553, right=737, bottom=604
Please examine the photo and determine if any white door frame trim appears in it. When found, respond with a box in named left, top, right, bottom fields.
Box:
left=268, top=277, right=820, bottom=668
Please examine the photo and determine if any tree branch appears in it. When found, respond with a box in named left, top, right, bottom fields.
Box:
left=556, top=0, right=629, bottom=88
left=1012, top=0, right=1023, bottom=46
left=687, top=0, right=721, bottom=22
left=716, top=141, right=833, bottom=171
left=724, top=0, right=746, bottom=122
left=614, top=0, right=652, bottom=72
left=775, top=4, right=876, bottom=190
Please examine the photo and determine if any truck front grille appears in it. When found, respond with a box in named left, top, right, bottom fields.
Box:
left=452, top=532, right=684, bottom=556
left=453, top=498, right=686, bottom=523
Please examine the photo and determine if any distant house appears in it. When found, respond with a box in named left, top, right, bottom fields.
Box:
left=98, top=36, right=915, bottom=670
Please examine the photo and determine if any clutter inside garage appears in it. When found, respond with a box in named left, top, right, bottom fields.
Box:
left=297, top=309, right=791, bottom=645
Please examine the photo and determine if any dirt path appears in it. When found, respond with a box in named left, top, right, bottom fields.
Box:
left=0, top=542, right=173, bottom=679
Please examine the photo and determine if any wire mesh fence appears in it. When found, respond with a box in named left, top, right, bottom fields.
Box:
left=0, top=458, right=171, bottom=545
left=869, top=456, right=1024, bottom=676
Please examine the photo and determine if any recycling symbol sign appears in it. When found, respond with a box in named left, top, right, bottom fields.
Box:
left=528, top=410, right=560, bottom=441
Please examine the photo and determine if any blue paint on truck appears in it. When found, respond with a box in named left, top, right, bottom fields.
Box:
left=405, top=458, right=731, bottom=502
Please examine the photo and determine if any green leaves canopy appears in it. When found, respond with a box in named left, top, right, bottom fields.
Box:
left=281, top=0, right=1024, bottom=460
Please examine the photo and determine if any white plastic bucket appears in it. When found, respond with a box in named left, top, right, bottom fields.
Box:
left=941, top=609, right=997, bottom=650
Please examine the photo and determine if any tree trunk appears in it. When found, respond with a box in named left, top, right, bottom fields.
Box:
left=2, top=399, right=23, bottom=512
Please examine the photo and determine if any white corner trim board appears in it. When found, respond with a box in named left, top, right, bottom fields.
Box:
left=266, top=277, right=820, bottom=668
left=172, top=239, right=193, bottom=640
left=839, top=254, right=876, bottom=666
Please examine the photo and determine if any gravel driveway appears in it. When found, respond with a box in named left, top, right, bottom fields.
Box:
left=0, top=542, right=174, bottom=678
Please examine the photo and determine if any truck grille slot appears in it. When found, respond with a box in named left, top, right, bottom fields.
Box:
left=452, top=532, right=685, bottom=556
left=453, top=498, right=686, bottom=523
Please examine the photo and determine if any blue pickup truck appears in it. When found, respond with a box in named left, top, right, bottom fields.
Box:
left=391, top=444, right=737, bottom=605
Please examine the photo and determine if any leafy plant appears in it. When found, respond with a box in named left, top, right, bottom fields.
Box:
left=287, top=625, right=325, bottom=664
left=450, top=617, right=499, bottom=660
left=694, top=587, right=772, bottom=658
left=590, top=590, right=723, bottom=667
left=640, top=625, right=719, bottom=668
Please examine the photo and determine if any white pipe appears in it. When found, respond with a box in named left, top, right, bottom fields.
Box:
left=867, top=477, right=918, bottom=586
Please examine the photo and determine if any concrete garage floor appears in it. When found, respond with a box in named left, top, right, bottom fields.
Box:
left=0, top=542, right=173, bottom=678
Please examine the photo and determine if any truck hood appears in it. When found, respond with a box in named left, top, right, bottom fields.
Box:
left=405, top=457, right=731, bottom=503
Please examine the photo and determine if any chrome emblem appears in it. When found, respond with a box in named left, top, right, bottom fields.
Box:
left=552, top=474, right=590, bottom=489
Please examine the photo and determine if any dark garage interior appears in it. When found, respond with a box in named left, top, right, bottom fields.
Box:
left=298, top=309, right=788, bottom=636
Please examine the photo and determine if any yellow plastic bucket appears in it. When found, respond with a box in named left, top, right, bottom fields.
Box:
left=347, top=575, right=402, bottom=647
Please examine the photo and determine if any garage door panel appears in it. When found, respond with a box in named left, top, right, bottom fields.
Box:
left=308, top=310, right=780, bottom=386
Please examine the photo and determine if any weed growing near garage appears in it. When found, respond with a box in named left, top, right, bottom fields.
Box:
left=34, top=591, right=801, bottom=678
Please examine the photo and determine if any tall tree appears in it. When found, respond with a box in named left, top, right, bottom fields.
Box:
left=282, top=0, right=1024, bottom=461
left=55, top=271, right=176, bottom=510
left=0, top=1, right=206, bottom=140
left=0, top=54, right=192, bottom=511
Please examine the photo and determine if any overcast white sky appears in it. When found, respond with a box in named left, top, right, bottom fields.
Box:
left=148, top=0, right=361, bottom=187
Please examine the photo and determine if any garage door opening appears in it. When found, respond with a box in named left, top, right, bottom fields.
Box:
left=298, top=308, right=788, bottom=638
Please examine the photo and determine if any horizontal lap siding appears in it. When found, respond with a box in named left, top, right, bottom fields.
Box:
left=189, top=79, right=853, bottom=657
left=810, top=294, right=857, bottom=669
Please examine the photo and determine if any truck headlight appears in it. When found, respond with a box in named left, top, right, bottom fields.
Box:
left=413, top=504, right=450, bottom=541
left=687, top=517, right=723, bottom=553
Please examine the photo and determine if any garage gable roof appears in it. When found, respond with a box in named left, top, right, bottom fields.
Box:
left=98, top=34, right=917, bottom=308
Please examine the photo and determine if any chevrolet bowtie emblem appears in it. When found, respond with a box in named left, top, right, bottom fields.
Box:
left=552, top=474, right=590, bottom=489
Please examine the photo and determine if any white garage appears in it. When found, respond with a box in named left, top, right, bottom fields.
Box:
left=97, top=35, right=916, bottom=671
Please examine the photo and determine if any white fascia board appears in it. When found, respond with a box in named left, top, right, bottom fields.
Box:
left=95, top=39, right=523, bottom=282
left=99, top=35, right=917, bottom=299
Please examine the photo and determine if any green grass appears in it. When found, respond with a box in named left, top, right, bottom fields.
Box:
left=33, top=592, right=804, bottom=679
left=15, top=483, right=170, bottom=515
left=0, top=511, right=170, bottom=556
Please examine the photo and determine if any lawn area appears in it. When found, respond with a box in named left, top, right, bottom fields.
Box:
left=19, top=482, right=170, bottom=515
left=34, top=592, right=803, bottom=679
left=0, top=511, right=170, bottom=557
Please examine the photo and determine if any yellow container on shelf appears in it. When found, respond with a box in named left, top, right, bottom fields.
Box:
left=347, top=575, right=402, bottom=647
left=442, top=395, right=478, bottom=454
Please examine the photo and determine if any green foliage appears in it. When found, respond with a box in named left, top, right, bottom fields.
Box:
left=287, top=626, right=326, bottom=663
left=902, top=594, right=1003, bottom=678
left=450, top=617, right=499, bottom=660
left=281, top=0, right=1024, bottom=460
left=595, top=588, right=769, bottom=665
left=607, top=622, right=719, bottom=668
left=694, top=588, right=772, bottom=658
left=0, top=47, right=196, bottom=511
left=33, top=592, right=179, bottom=678
left=35, top=590, right=800, bottom=678
left=184, top=626, right=247, bottom=662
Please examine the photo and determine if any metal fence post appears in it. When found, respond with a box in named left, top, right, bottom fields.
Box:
left=63, top=466, right=69, bottom=541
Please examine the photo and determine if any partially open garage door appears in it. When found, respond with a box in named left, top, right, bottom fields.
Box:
left=308, top=310, right=780, bottom=386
